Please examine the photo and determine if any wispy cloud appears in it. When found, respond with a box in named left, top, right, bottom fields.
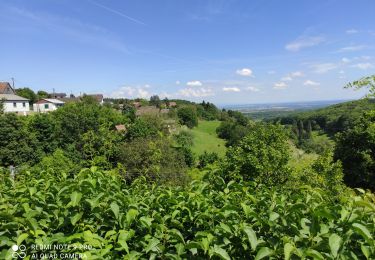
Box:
left=273, top=82, right=287, bottom=90
left=236, top=68, right=253, bottom=77
left=304, top=80, right=320, bottom=86
left=186, top=80, right=203, bottom=87
left=285, top=36, right=325, bottom=52
left=179, top=87, right=214, bottom=97
left=346, top=29, right=358, bottom=34
left=222, top=87, right=240, bottom=92
left=110, top=85, right=151, bottom=98
left=87, top=0, right=146, bottom=25
left=9, top=6, right=129, bottom=54
left=245, top=86, right=260, bottom=92
left=280, top=71, right=304, bottom=82
left=337, top=45, right=366, bottom=52
left=351, top=62, right=374, bottom=70
left=310, top=63, right=337, bottom=73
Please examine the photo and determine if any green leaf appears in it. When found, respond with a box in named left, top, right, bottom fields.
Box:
left=126, top=209, right=138, bottom=226
left=145, top=238, right=160, bottom=253
left=329, top=233, right=342, bottom=257
left=70, top=212, right=83, bottom=225
left=243, top=226, right=258, bottom=251
left=352, top=223, right=373, bottom=245
left=361, top=244, right=370, bottom=259
left=213, top=245, right=231, bottom=260
left=169, top=229, right=185, bottom=244
left=305, top=249, right=324, bottom=260
left=255, top=247, right=273, bottom=260
left=269, top=212, right=280, bottom=222
left=110, top=202, right=120, bottom=220
left=70, top=192, right=82, bottom=207
left=17, top=233, right=28, bottom=245
left=284, top=243, right=294, bottom=260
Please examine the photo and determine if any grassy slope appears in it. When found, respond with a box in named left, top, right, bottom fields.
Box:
left=188, top=120, right=227, bottom=157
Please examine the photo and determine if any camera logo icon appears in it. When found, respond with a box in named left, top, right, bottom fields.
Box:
left=12, top=245, right=26, bottom=259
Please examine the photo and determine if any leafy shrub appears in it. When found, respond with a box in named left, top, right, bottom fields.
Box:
left=198, top=151, right=219, bottom=168
left=177, top=106, right=198, bottom=128
left=224, top=123, right=291, bottom=185
left=0, top=167, right=374, bottom=259
left=335, top=110, right=375, bottom=191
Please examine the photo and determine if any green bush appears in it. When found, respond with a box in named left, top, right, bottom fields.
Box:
left=224, top=123, right=291, bottom=185
left=0, top=167, right=374, bottom=259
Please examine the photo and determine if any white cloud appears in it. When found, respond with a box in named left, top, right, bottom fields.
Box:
left=281, top=76, right=293, bottom=81
left=290, top=71, right=304, bottom=77
left=245, top=86, right=260, bottom=92
left=175, top=80, right=180, bottom=85
left=339, top=70, right=345, bottom=74
left=273, top=82, right=287, bottom=90
left=110, top=85, right=151, bottom=99
left=285, top=36, right=325, bottom=52
left=351, top=62, right=374, bottom=70
left=337, top=45, right=365, bottom=52
left=236, top=68, right=253, bottom=77
left=179, top=87, right=213, bottom=97
left=341, top=57, right=350, bottom=63
left=280, top=71, right=304, bottom=82
left=310, top=63, right=337, bottom=73
left=303, top=80, right=320, bottom=86
left=222, top=87, right=241, bottom=92
left=346, top=29, right=358, bottom=34
left=186, top=80, right=203, bottom=87
left=267, top=70, right=276, bottom=74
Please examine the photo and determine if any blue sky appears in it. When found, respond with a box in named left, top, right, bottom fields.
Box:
left=0, top=0, right=374, bottom=104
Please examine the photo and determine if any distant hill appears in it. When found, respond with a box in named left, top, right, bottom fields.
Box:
left=270, top=99, right=375, bottom=135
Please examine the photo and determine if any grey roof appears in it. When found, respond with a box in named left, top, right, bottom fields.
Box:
left=0, top=94, right=29, bottom=101
left=39, top=98, right=65, bottom=104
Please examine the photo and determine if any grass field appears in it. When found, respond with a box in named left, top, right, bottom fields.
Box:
left=188, top=120, right=227, bottom=157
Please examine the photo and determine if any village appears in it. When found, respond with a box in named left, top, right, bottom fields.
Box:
left=0, top=81, right=177, bottom=115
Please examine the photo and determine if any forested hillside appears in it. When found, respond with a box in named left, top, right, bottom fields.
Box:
left=1, top=77, right=375, bottom=259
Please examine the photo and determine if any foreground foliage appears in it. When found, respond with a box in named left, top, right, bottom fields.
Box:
left=1, top=167, right=374, bottom=259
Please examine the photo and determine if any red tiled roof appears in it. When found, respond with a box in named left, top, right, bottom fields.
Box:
left=0, top=82, right=14, bottom=94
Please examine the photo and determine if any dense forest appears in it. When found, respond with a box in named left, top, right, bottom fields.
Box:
left=1, top=76, right=375, bottom=259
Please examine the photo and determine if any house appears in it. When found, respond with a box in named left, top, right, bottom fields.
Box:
left=33, top=98, right=64, bottom=112
left=133, top=101, right=141, bottom=108
left=0, top=82, right=15, bottom=94
left=168, top=101, right=177, bottom=108
left=115, top=124, right=126, bottom=132
left=49, top=92, right=67, bottom=99
left=0, top=94, right=30, bottom=114
left=0, top=82, right=30, bottom=114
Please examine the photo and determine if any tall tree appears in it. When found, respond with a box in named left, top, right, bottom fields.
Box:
left=16, top=88, right=38, bottom=104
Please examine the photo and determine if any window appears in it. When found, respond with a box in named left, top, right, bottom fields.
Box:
left=23, top=102, right=26, bottom=107
left=44, top=104, right=49, bottom=109
left=13, top=102, right=16, bottom=108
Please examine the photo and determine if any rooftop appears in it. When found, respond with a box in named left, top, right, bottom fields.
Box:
left=0, top=94, right=29, bottom=101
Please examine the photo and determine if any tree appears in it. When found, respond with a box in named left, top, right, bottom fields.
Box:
left=122, top=103, right=136, bottom=122
left=345, top=74, right=375, bottom=97
left=0, top=114, right=42, bottom=166
left=0, top=98, right=4, bottom=114
left=15, top=88, right=38, bottom=104
left=224, top=123, right=291, bottom=185
left=334, top=111, right=375, bottom=191
left=177, top=106, right=198, bottom=128
left=37, top=90, right=49, bottom=99
left=118, top=137, right=188, bottom=184
left=149, top=95, right=161, bottom=108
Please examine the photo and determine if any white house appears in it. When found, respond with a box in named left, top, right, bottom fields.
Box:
left=0, top=94, right=30, bottom=114
left=33, top=98, right=65, bottom=112
left=0, top=82, right=30, bottom=115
